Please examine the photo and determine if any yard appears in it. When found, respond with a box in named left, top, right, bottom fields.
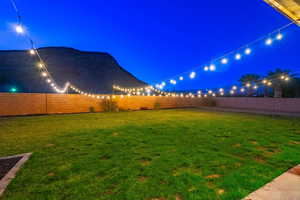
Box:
left=0, top=109, right=300, bottom=200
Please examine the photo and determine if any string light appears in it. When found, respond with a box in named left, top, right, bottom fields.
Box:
left=221, top=58, right=228, bottom=64
left=8, top=0, right=296, bottom=98
left=189, top=71, right=196, bottom=79
left=245, top=48, right=251, bottom=55
left=276, top=33, right=283, bottom=40
left=209, top=64, right=216, bottom=71
left=15, top=25, right=24, bottom=34
left=265, top=38, right=273, bottom=45
left=232, top=85, right=237, bottom=90
left=235, top=53, right=241, bottom=60
left=29, top=49, right=35, bottom=55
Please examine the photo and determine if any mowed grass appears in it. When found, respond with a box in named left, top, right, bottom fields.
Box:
left=0, top=109, right=300, bottom=200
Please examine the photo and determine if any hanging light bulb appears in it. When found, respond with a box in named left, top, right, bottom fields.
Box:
left=232, top=85, right=237, bottom=90
left=230, top=90, right=234, bottom=94
left=15, top=25, right=24, bottom=34
left=41, top=72, right=47, bottom=77
left=245, top=48, right=251, bottom=55
left=209, top=64, right=216, bottom=71
left=179, top=76, right=184, bottom=81
left=221, top=58, right=228, bottom=64
left=253, top=85, right=258, bottom=89
left=204, top=66, right=209, bottom=71
left=262, top=79, right=267, bottom=84
left=240, top=88, right=245, bottom=92
left=285, top=77, right=290, bottom=81
left=219, top=88, right=224, bottom=92
left=265, top=38, right=273, bottom=45
left=246, top=83, right=251, bottom=87
left=276, top=33, right=283, bottom=40
left=46, top=79, right=51, bottom=83
left=29, top=49, right=35, bottom=55
left=235, top=53, right=241, bottom=60
left=38, top=63, right=44, bottom=68
left=189, top=71, right=196, bottom=79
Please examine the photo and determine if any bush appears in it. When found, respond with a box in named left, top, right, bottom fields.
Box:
left=101, top=98, right=119, bottom=112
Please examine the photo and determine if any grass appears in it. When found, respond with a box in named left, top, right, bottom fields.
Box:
left=0, top=109, right=300, bottom=200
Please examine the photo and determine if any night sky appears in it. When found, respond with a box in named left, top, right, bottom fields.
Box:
left=1, top=0, right=300, bottom=90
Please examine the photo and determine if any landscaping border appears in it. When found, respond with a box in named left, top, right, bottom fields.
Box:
left=0, top=153, right=32, bottom=197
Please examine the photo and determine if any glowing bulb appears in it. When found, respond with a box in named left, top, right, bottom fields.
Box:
left=209, top=64, right=216, bottom=71
left=245, top=48, right=251, bottom=55
left=189, top=72, right=196, bottom=79
left=219, top=88, right=224, bottom=92
left=262, top=79, right=267, bottom=84
left=265, top=38, right=272, bottom=45
left=230, top=90, right=234, bottom=94
left=212, top=93, right=216, bottom=97
left=208, top=90, right=212, bottom=94
left=235, top=53, right=241, bottom=60
left=221, top=58, right=228, bottom=64
left=240, top=88, right=245, bottom=92
left=41, top=72, right=47, bottom=77
left=204, top=66, right=209, bottom=71
left=285, top=77, right=290, bottom=81
left=246, top=83, right=251, bottom=87
left=220, top=92, right=224, bottom=96
left=276, top=33, right=283, bottom=40
left=232, top=86, right=237, bottom=90
left=15, top=25, right=24, bottom=34
left=253, top=85, right=258, bottom=89
left=197, top=90, right=202, bottom=94
left=38, top=63, right=44, bottom=68
left=29, top=49, right=35, bottom=55
left=161, top=82, right=166, bottom=86
left=46, top=79, right=51, bottom=83
left=267, top=82, right=272, bottom=86
left=179, top=76, right=184, bottom=81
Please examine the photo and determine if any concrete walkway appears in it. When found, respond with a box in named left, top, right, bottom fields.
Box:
left=243, top=165, right=300, bottom=200
left=197, top=106, right=300, bottom=117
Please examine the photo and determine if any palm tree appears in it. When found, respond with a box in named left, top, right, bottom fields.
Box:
left=267, top=68, right=295, bottom=98
left=239, top=74, right=260, bottom=96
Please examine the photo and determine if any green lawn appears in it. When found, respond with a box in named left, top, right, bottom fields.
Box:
left=0, top=109, right=300, bottom=200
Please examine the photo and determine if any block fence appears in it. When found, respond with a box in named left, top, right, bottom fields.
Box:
left=0, top=93, right=205, bottom=116
left=0, top=93, right=299, bottom=116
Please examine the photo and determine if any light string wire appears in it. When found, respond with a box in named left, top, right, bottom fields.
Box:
left=114, top=69, right=300, bottom=97
left=151, top=22, right=295, bottom=88
left=8, top=0, right=298, bottom=97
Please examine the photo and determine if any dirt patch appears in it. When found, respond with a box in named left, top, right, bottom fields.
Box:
left=141, top=160, right=151, bottom=166
left=205, top=174, right=221, bottom=179
left=289, top=165, right=300, bottom=176
left=217, top=189, right=225, bottom=195
left=138, top=176, right=149, bottom=182
left=151, top=198, right=166, bottom=200
left=175, top=195, right=183, bottom=200
left=47, top=172, right=55, bottom=177
left=233, top=143, right=241, bottom=148
left=250, top=140, right=258, bottom=145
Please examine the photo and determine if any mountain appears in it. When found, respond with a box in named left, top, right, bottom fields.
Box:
left=0, top=47, right=147, bottom=93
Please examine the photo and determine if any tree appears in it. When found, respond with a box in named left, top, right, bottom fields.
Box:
left=267, top=68, right=295, bottom=98
left=239, top=74, right=260, bottom=96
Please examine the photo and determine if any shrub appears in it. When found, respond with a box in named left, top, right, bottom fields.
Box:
left=101, top=98, right=119, bottom=112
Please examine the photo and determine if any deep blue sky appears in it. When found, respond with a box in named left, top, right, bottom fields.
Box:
left=1, top=0, right=300, bottom=90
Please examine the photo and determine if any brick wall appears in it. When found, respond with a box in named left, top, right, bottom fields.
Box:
left=1, top=93, right=300, bottom=116
left=0, top=93, right=205, bottom=116
left=215, top=97, right=300, bottom=113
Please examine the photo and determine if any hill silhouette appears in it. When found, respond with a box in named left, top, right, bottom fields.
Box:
left=0, top=47, right=147, bottom=93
